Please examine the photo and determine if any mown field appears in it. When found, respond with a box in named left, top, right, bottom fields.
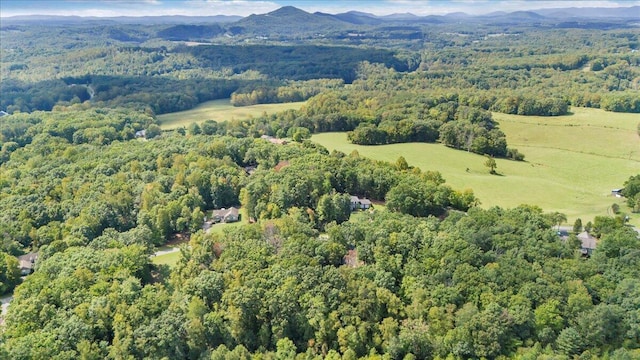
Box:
left=313, top=107, right=640, bottom=226
left=157, top=99, right=306, bottom=129
left=151, top=249, right=181, bottom=267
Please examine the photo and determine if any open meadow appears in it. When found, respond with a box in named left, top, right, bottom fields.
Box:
left=313, top=107, right=640, bottom=225
left=157, top=99, right=306, bottom=129
left=151, top=249, right=181, bottom=267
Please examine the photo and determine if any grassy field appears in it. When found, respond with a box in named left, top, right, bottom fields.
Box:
left=207, top=220, right=248, bottom=234
left=157, top=99, right=306, bottom=130
left=152, top=249, right=181, bottom=267
left=313, top=107, right=640, bottom=226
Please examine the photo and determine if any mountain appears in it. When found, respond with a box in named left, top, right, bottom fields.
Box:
left=3, top=5, right=635, bottom=34
left=380, top=12, right=422, bottom=21
left=109, top=15, right=242, bottom=24
left=1, top=14, right=242, bottom=25
left=533, top=6, right=640, bottom=19
left=343, top=10, right=377, bottom=18
left=443, top=12, right=471, bottom=19
left=479, top=10, right=547, bottom=24
left=325, top=11, right=384, bottom=25
left=157, top=24, right=225, bottom=41
left=506, top=11, right=546, bottom=19
left=1, top=15, right=116, bottom=25
left=230, top=6, right=350, bottom=37
left=484, top=11, right=508, bottom=17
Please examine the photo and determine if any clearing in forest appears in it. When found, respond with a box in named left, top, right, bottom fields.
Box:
left=157, top=99, right=306, bottom=129
left=313, top=107, right=640, bottom=226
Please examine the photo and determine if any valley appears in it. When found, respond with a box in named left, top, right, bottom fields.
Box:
left=1, top=2, right=639, bottom=359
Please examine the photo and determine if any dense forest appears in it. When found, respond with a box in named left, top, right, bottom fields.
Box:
left=1, top=118, right=639, bottom=359
left=1, top=5, right=640, bottom=359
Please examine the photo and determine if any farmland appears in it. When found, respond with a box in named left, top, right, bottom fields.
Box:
left=313, top=107, right=640, bottom=225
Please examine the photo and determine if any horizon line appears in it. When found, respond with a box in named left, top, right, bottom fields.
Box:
left=2, top=1, right=639, bottom=19
left=2, top=4, right=638, bottom=19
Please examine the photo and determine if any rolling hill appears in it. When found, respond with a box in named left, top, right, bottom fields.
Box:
left=230, top=6, right=349, bottom=36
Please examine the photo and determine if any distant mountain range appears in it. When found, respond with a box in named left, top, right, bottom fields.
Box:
left=3, top=5, right=638, bottom=25
left=533, top=6, right=640, bottom=18
left=2, top=5, right=638, bottom=41
left=0, top=14, right=242, bottom=25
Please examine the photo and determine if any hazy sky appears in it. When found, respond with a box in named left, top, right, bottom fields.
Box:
left=1, top=0, right=639, bottom=18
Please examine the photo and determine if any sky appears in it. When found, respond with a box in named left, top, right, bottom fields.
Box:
left=1, top=0, right=639, bottom=18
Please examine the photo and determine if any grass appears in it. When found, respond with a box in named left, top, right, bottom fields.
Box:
left=157, top=99, right=306, bottom=130
left=206, top=207, right=251, bottom=234
left=207, top=220, right=248, bottom=234
left=494, top=107, right=639, bottom=162
left=152, top=250, right=181, bottom=267
left=312, top=107, right=640, bottom=226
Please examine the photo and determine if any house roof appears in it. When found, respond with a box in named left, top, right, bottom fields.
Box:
left=17, top=252, right=37, bottom=269
left=359, top=198, right=372, bottom=205
left=270, top=138, right=287, bottom=145
left=577, top=231, right=597, bottom=249
left=213, top=207, right=239, bottom=218
left=260, top=135, right=287, bottom=145
left=226, top=207, right=239, bottom=217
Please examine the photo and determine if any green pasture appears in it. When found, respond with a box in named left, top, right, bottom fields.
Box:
left=152, top=249, right=181, bottom=267
left=313, top=107, right=640, bottom=225
left=494, top=107, right=639, bottom=162
left=157, top=99, right=306, bottom=129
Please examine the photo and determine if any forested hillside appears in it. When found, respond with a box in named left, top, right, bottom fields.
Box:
left=1, top=5, right=639, bottom=359
left=1, top=117, right=639, bottom=358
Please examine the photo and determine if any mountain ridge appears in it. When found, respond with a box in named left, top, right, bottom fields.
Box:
left=3, top=5, right=638, bottom=29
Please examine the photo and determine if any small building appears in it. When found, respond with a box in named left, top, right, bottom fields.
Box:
left=577, top=231, right=597, bottom=256
left=350, top=196, right=360, bottom=210
left=260, top=135, right=287, bottom=145
left=611, top=189, right=623, bottom=197
left=17, top=252, right=38, bottom=275
left=135, top=129, right=146, bottom=138
left=212, top=207, right=240, bottom=223
left=0, top=110, right=8, bottom=117
left=359, top=198, right=372, bottom=210
left=350, top=195, right=372, bottom=211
